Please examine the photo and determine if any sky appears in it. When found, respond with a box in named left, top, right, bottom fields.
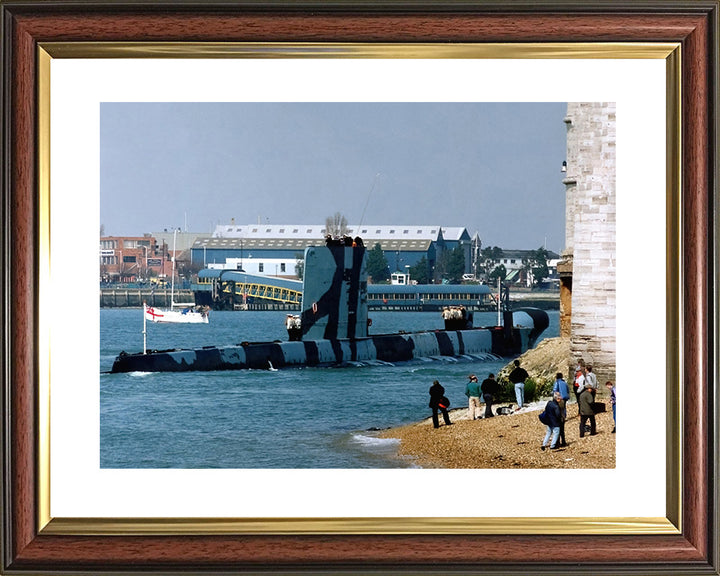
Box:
left=100, top=102, right=567, bottom=253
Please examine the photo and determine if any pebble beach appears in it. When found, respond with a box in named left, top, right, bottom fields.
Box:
left=378, top=400, right=616, bottom=469
left=375, top=336, right=616, bottom=469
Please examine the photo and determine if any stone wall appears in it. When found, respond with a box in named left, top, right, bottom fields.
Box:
left=562, top=103, right=616, bottom=384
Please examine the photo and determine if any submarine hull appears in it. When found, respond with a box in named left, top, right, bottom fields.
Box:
left=109, top=244, right=548, bottom=374
left=109, top=325, right=533, bottom=373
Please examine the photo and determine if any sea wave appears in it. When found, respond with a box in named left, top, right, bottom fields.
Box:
left=350, top=434, right=400, bottom=449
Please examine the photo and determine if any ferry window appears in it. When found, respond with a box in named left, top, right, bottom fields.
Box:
left=362, top=229, right=368, bottom=233
left=417, top=230, right=422, bottom=234
left=266, top=228, right=271, bottom=233
left=376, top=229, right=381, bottom=234
left=403, top=230, right=409, bottom=234
left=511, top=259, right=516, bottom=264
left=307, top=229, right=312, bottom=233
left=390, top=229, right=395, bottom=234
left=279, top=229, right=285, bottom=233
left=252, top=228, right=258, bottom=233
left=280, top=263, right=286, bottom=272
left=293, top=229, right=299, bottom=233
left=259, top=263, right=264, bottom=272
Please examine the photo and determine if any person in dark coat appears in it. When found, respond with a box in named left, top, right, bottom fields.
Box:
left=578, top=385, right=597, bottom=437
left=429, top=380, right=452, bottom=429
left=480, top=373, right=501, bottom=418
left=509, top=359, right=529, bottom=410
left=540, top=391, right=564, bottom=450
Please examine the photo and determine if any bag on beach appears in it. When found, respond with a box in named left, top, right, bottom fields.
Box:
left=538, top=411, right=550, bottom=425
left=591, top=401, right=606, bottom=414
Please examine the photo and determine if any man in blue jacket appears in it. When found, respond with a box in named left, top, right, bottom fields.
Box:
left=552, top=372, right=570, bottom=447
left=540, top=391, right=564, bottom=450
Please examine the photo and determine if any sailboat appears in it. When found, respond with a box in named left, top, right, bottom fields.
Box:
left=144, top=229, right=209, bottom=324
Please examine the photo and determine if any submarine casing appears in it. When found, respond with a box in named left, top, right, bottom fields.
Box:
left=109, top=325, right=535, bottom=373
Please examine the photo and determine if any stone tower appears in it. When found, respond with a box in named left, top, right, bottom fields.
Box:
left=558, top=102, right=616, bottom=384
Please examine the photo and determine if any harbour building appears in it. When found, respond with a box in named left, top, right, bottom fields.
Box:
left=190, top=222, right=475, bottom=280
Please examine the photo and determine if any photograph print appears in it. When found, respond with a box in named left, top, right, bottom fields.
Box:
left=99, top=101, right=616, bottom=470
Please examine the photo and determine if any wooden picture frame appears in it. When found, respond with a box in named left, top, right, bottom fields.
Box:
left=2, top=1, right=717, bottom=573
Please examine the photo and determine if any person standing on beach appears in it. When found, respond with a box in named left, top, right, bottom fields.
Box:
left=480, top=373, right=500, bottom=418
left=578, top=385, right=597, bottom=437
left=573, top=359, right=586, bottom=402
left=429, top=380, right=452, bottom=429
left=464, top=374, right=482, bottom=420
left=509, top=359, right=529, bottom=410
left=606, top=380, right=616, bottom=433
left=585, top=365, right=598, bottom=397
left=540, top=391, right=563, bottom=450
left=552, top=372, right=570, bottom=447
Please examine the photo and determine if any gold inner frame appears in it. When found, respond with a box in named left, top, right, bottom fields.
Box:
left=36, top=42, right=682, bottom=536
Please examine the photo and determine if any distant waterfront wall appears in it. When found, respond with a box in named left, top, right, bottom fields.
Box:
left=100, top=289, right=194, bottom=308
left=562, top=102, right=616, bottom=384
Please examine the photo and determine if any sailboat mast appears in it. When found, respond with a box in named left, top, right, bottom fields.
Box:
left=171, top=229, right=177, bottom=309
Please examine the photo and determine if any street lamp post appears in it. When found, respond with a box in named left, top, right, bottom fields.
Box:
left=141, top=245, right=149, bottom=280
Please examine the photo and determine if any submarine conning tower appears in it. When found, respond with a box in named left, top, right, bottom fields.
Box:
left=299, top=239, right=368, bottom=341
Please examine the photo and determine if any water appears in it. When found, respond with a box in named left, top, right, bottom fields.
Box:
left=100, top=309, right=559, bottom=468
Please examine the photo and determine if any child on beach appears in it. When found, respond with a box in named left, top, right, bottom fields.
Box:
left=606, top=380, right=616, bottom=433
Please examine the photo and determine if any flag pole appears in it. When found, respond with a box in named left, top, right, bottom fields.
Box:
left=143, top=302, right=147, bottom=354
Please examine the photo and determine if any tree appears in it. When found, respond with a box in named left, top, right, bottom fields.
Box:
left=479, top=246, right=504, bottom=281
left=408, top=256, right=430, bottom=284
left=436, top=246, right=465, bottom=284
left=481, top=246, right=504, bottom=262
left=488, top=263, right=507, bottom=283
left=366, top=243, right=390, bottom=283
left=295, top=252, right=305, bottom=280
left=523, top=246, right=550, bottom=287
left=325, top=212, right=348, bottom=237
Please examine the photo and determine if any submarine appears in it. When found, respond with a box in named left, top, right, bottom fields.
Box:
left=110, top=239, right=548, bottom=373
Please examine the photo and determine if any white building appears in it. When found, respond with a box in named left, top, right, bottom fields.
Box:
left=207, top=257, right=298, bottom=278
